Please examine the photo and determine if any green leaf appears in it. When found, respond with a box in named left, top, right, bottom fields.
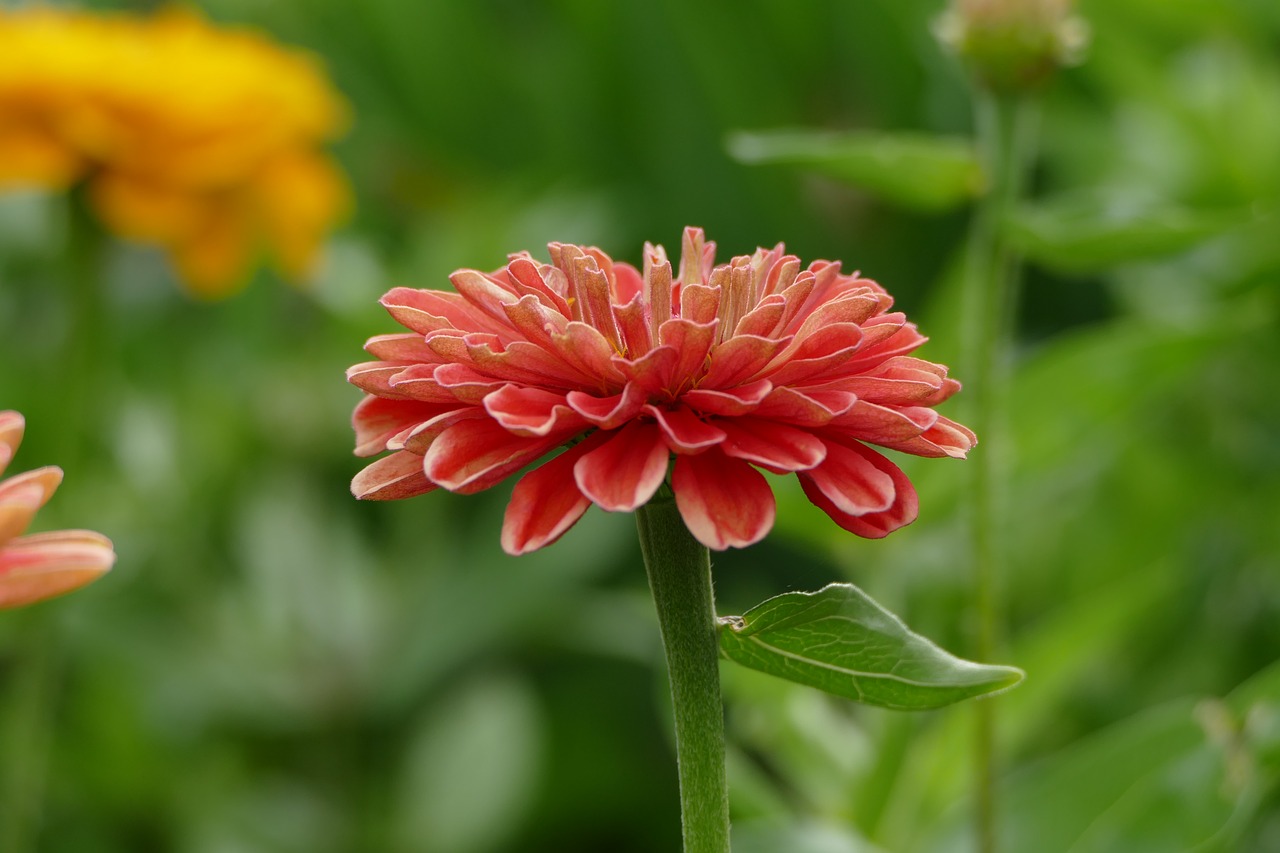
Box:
left=717, top=584, right=1023, bottom=711
left=727, top=129, right=983, bottom=211
left=1002, top=196, right=1257, bottom=272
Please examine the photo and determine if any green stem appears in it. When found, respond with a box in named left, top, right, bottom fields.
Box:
left=963, top=91, right=1039, bottom=853
left=0, top=193, right=106, bottom=853
left=635, top=498, right=730, bottom=853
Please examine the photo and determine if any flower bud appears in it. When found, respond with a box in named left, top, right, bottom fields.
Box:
left=936, top=0, right=1088, bottom=93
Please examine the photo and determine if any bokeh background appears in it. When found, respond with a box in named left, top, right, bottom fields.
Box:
left=2, top=0, right=1279, bottom=851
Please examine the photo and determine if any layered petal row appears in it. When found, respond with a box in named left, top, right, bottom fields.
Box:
left=350, top=228, right=976, bottom=554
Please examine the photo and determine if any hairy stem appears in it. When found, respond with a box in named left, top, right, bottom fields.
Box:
left=636, top=498, right=731, bottom=853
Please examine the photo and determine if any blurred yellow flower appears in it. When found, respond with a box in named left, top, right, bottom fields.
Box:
left=0, top=6, right=350, bottom=297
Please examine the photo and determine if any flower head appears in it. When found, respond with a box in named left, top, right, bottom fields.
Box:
left=0, top=412, right=115, bottom=609
left=349, top=228, right=975, bottom=554
left=0, top=7, right=349, bottom=296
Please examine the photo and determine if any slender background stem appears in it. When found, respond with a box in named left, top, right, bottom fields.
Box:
left=963, top=90, right=1039, bottom=853
left=635, top=498, right=730, bottom=853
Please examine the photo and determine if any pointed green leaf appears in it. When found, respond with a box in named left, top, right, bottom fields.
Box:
left=727, top=129, right=983, bottom=211
left=717, top=583, right=1023, bottom=711
left=1002, top=196, right=1258, bottom=272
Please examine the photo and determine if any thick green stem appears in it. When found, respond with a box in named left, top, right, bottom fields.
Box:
left=963, top=91, right=1039, bottom=853
left=636, top=498, right=730, bottom=853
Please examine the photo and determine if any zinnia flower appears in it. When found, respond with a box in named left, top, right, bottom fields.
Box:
left=349, top=227, right=975, bottom=554
left=0, top=7, right=348, bottom=296
left=0, top=411, right=115, bottom=609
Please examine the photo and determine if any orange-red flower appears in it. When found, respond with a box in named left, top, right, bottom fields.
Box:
left=0, top=411, right=115, bottom=609
left=349, top=228, right=975, bottom=554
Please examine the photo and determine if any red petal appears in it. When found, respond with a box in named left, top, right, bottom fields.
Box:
left=364, top=332, right=436, bottom=362
left=880, top=415, right=977, bottom=459
left=701, top=334, right=791, bottom=389
left=798, top=445, right=918, bottom=538
left=658, top=318, right=718, bottom=391
left=681, top=379, right=773, bottom=417
left=616, top=345, right=679, bottom=397
left=501, top=442, right=595, bottom=555
left=753, top=386, right=856, bottom=427
left=483, top=386, right=587, bottom=437
left=352, top=396, right=452, bottom=457
left=566, top=383, right=647, bottom=429
left=425, top=418, right=576, bottom=494
left=351, top=451, right=436, bottom=500
left=381, top=286, right=511, bottom=338
left=647, top=405, right=727, bottom=454
left=574, top=422, right=670, bottom=512
left=719, top=419, right=826, bottom=472
left=671, top=450, right=775, bottom=550
left=828, top=400, right=937, bottom=446
left=798, top=438, right=896, bottom=516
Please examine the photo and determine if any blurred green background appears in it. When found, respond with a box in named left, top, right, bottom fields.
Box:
left=2, top=0, right=1279, bottom=850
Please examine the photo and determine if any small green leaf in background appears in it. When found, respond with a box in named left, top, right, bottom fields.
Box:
left=727, top=129, right=984, bottom=212
left=717, top=584, right=1023, bottom=711
left=1001, top=194, right=1261, bottom=273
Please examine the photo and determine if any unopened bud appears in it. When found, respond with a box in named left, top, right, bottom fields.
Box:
left=936, top=0, right=1088, bottom=93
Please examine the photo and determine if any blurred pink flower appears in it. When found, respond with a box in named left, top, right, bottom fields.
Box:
left=0, top=411, right=115, bottom=608
left=349, top=227, right=975, bottom=554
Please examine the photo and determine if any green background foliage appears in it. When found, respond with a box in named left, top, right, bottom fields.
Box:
left=1, top=0, right=1278, bottom=850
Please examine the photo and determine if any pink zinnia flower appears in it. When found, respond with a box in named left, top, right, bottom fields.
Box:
left=0, top=411, right=115, bottom=608
left=349, top=227, right=975, bottom=555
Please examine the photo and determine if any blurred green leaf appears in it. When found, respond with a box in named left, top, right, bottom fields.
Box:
left=1003, top=195, right=1259, bottom=272
left=727, top=129, right=983, bottom=211
left=717, top=584, right=1023, bottom=710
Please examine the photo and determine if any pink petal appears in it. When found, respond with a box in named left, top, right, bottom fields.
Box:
left=681, top=379, right=773, bottom=417
left=0, top=529, right=115, bottom=609
left=880, top=415, right=977, bottom=459
left=0, top=467, right=63, bottom=543
left=733, top=294, right=786, bottom=338
left=842, top=317, right=929, bottom=372
left=671, top=450, right=776, bottom=550
left=566, top=383, right=647, bottom=430
left=352, top=396, right=452, bottom=457
left=753, top=386, right=856, bottom=427
left=828, top=400, right=937, bottom=446
left=468, top=339, right=598, bottom=389
left=839, top=356, right=957, bottom=406
left=798, top=438, right=895, bottom=516
left=615, top=345, right=679, bottom=397
left=501, top=441, right=596, bottom=555
left=700, top=334, right=792, bottom=389
left=395, top=408, right=489, bottom=453
left=449, top=268, right=522, bottom=324
left=612, top=293, right=652, bottom=358
left=482, top=386, right=587, bottom=437
left=347, top=362, right=416, bottom=399
left=425, top=417, right=577, bottom=494
left=658, top=318, right=719, bottom=392
left=364, top=332, right=437, bottom=362
left=574, top=421, right=670, bottom=512
left=429, top=363, right=509, bottom=403
left=549, top=322, right=626, bottom=387
left=501, top=294, right=569, bottom=352
left=0, top=410, right=23, bottom=476
left=647, top=405, right=728, bottom=454
left=506, top=257, right=571, bottom=315
left=719, top=419, right=826, bottom=472
left=381, top=286, right=511, bottom=338
left=798, top=445, right=918, bottom=538
left=680, top=283, right=721, bottom=325
left=352, top=451, right=437, bottom=500
left=761, top=323, right=865, bottom=386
